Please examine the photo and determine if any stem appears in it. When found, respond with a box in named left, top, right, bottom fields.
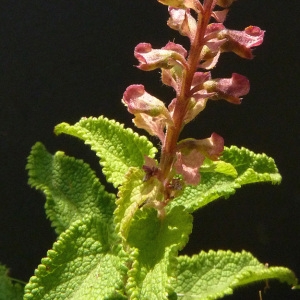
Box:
left=7, top=276, right=27, bottom=285
left=159, top=0, right=215, bottom=200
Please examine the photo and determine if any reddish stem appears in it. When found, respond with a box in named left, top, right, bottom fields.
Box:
left=159, top=0, right=215, bottom=201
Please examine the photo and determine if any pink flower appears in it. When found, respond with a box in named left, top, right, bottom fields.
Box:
left=175, top=133, right=224, bottom=185
left=167, top=72, right=214, bottom=124
left=132, top=114, right=166, bottom=143
left=212, top=8, right=229, bottom=22
left=218, top=26, right=265, bottom=59
left=134, top=42, right=187, bottom=71
left=203, top=73, right=250, bottom=104
left=167, top=7, right=197, bottom=42
left=177, top=133, right=224, bottom=161
left=122, top=85, right=173, bottom=142
left=199, top=24, right=264, bottom=69
left=122, top=84, right=170, bottom=117
left=174, top=150, right=205, bottom=185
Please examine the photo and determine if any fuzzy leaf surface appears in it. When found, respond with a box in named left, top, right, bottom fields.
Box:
left=55, top=116, right=157, bottom=187
left=27, top=142, right=116, bottom=235
left=0, top=264, right=24, bottom=300
left=24, top=216, right=128, bottom=300
left=170, top=146, right=282, bottom=212
left=172, top=250, right=298, bottom=299
left=115, top=167, right=163, bottom=240
left=126, top=206, right=193, bottom=300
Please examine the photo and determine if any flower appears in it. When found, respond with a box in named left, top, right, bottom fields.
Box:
left=177, top=133, right=224, bottom=161
left=167, top=7, right=197, bottom=42
left=174, top=149, right=205, bottom=185
left=122, top=84, right=173, bottom=142
left=122, top=85, right=167, bottom=116
left=167, top=71, right=214, bottom=124
left=218, top=25, right=265, bottom=59
left=175, top=133, right=224, bottom=185
left=199, top=24, right=265, bottom=68
left=203, top=73, right=250, bottom=104
left=132, top=114, right=166, bottom=143
left=134, top=42, right=187, bottom=71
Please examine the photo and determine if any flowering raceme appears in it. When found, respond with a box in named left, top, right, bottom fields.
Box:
left=122, top=0, right=264, bottom=207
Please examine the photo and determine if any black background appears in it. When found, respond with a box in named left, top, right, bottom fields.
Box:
left=1, top=1, right=299, bottom=299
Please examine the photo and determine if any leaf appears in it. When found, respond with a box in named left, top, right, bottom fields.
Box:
left=24, top=216, right=128, bottom=300
left=172, top=250, right=298, bottom=299
left=0, top=264, right=24, bottom=300
left=221, top=146, right=282, bottom=185
left=170, top=146, right=282, bottom=212
left=55, top=116, right=158, bottom=187
left=114, top=167, right=163, bottom=240
left=126, top=206, right=193, bottom=300
left=27, top=142, right=116, bottom=235
left=200, top=159, right=238, bottom=178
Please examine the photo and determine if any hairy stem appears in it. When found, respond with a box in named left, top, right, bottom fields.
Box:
left=159, top=0, right=215, bottom=201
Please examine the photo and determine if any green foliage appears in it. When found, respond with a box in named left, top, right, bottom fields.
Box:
left=26, top=142, right=116, bottom=235
left=54, top=116, right=157, bottom=187
left=169, top=146, right=282, bottom=213
left=23, top=216, right=128, bottom=300
left=0, top=264, right=24, bottom=300
left=114, top=167, right=148, bottom=240
left=173, top=250, right=297, bottom=299
left=125, top=206, right=192, bottom=299
left=20, top=118, right=298, bottom=299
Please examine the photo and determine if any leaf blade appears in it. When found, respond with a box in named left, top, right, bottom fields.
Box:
left=170, top=146, right=282, bottom=212
left=24, top=216, right=128, bottom=300
left=0, top=264, right=24, bottom=300
left=126, top=206, right=193, bottom=300
left=55, top=116, right=158, bottom=187
left=173, top=250, right=298, bottom=300
left=27, top=142, right=116, bottom=235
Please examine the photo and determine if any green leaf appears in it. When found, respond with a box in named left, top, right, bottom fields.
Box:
left=114, top=167, right=163, bottom=240
left=200, top=159, right=238, bottom=178
left=172, top=250, right=298, bottom=299
left=126, top=206, right=193, bottom=300
left=55, top=116, right=158, bottom=187
left=27, top=142, right=116, bottom=235
left=170, top=146, right=282, bottom=212
left=221, top=146, right=282, bottom=185
left=0, top=264, right=24, bottom=300
left=24, top=216, right=128, bottom=300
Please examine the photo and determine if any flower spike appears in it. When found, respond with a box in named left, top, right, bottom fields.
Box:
left=123, top=0, right=265, bottom=205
